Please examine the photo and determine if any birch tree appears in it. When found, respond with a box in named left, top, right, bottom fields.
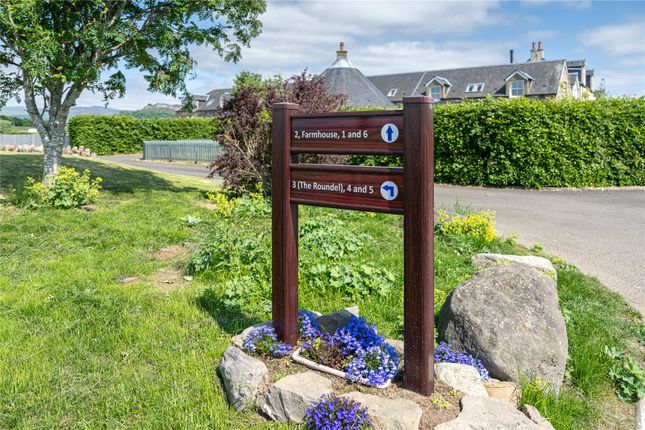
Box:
left=0, top=0, right=265, bottom=182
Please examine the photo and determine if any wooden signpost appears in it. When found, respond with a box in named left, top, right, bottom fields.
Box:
left=272, top=96, right=435, bottom=395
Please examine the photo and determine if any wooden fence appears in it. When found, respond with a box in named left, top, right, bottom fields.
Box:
left=143, top=140, right=225, bottom=162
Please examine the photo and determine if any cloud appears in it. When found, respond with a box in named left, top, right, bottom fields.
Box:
left=520, top=0, right=591, bottom=9
left=580, top=20, right=645, bottom=57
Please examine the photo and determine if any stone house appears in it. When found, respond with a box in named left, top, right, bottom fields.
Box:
left=185, top=41, right=595, bottom=115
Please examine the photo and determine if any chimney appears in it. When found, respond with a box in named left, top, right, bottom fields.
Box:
left=529, top=41, right=545, bottom=62
left=510, top=49, right=514, bottom=64
left=336, top=42, right=347, bottom=60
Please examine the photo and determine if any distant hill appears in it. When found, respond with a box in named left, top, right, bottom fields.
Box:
left=1, top=105, right=121, bottom=118
left=1, top=103, right=180, bottom=120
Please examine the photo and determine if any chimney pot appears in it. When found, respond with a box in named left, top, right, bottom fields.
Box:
left=538, top=41, right=543, bottom=50
left=510, top=49, right=514, bottom=64
left=336, top=42, right=347, bottom=60
left=532, top=42, right=536, bottom=50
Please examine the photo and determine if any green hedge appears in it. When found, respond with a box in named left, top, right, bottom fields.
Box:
left=68, top=116, right=220, bottom=155
left=351, top=98, right=645, bottom=187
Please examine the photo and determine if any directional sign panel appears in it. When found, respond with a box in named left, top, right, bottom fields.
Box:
left=291, top=111, right=404, bottom=155
left=290, top=164, right=404, bottom=214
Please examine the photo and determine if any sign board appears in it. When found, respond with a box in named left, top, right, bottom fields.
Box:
left=291, top=112, right=404, bottom=155
left=272, top=97, right=435, bottom=395
left=291, top=164, right=404, bottom=213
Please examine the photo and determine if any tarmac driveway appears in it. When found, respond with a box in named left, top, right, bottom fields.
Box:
left=435, top=185, right=645, bottom=316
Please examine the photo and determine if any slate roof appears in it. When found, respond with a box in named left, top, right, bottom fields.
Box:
left=321, top=52, right=392, bottom=108
left=368, top=60, right=567, bottom=103
left=196, top=88, right=232, bottom=113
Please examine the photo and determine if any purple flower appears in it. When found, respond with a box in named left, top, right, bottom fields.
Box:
left=299, top=309, right=322, bottom=339
left=333, top=316, right=384, bottom=356
left=242, top=325, right=292, bottom=357
left=435, top=341, right=489, bottom=380
left=305, top=395, right=373, bottom=430
left=345, top=344, right=400, bottom=387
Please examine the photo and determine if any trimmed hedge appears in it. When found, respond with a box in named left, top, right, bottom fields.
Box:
left=350, top=98, right=645, bottom=187
left=68, top=116, right=219, bottom=155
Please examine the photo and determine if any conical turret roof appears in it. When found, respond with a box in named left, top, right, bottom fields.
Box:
left=321, top=43, right=392, bottom=108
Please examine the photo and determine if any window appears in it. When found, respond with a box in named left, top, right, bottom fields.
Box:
left=466, top=83, right=485, bottom=93
left=429, top=86, right=441, bottom=100
left=510, top=80, right=524, bottom=97
left=387, top=88, right=398, bottom=97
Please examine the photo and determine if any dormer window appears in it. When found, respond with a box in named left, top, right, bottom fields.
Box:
left=387, top=88, right=398, bottom=97
left=466, top=83, right=485, bottom=93
left=505, top=70, right=534, bottom=98
left=425, top=76, right=451, bottom=101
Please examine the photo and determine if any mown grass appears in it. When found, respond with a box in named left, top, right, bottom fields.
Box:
left=0, top=153, right=642, bottom=429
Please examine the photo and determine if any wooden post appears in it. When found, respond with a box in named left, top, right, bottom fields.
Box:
left=272, top=102, right=300, bottom=346
left=402, top=96, right=435, bottom=395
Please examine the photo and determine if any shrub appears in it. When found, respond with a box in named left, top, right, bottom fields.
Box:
left=17, top=166, right=102, bottom=209
left=211, top=70, right=346, bottom=194
left=305, top=396, right=373, bottom=430
left=68, top=116, right=219, bottom=155
left=436, top=209, right=496, bottom=242
left=349, top=98, right=645, bottom=188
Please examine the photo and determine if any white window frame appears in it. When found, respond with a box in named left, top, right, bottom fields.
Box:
left=386, top=88, right=398, bottom=97
left=510, top=80, right=525, bottom=97
left=429, top=85, right=442, bottom=101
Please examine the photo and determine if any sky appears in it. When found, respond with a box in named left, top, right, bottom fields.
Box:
left=5, top=0, right=645, bottom=111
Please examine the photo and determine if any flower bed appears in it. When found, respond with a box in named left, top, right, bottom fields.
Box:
left=243, top=310, right=401, bottom=388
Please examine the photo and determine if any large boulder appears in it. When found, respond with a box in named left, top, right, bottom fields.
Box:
left=219, top=346, right=268, bottom=411
left=435, top=396, right=543, bottom=430
left=438, top=264, right=568, bottom=392
left=258, top=371, right=332, bottom=422
left=341, top=392, right=422, bottom=430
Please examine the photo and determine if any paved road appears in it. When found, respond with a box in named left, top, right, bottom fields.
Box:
left=100, top=155, right=644, bottom=315
left=436, top=185, right=645, bottom=316
left=101, top=154, right=213, bottom=178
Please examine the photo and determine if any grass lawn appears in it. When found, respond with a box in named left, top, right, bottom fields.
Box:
left=0, top=153, right=642, bottom=429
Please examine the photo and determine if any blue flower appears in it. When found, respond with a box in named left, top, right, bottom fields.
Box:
left=305, top=395, right=373, bottom=430
left=345, top=344, right=400, bottom=387
left=299, top=309, right=322, bottom=339
left=333, top=316, right=384, bottom=356
left=242, top=325, right=292, bottom=357
left=434, top=341, right=489, bottom=380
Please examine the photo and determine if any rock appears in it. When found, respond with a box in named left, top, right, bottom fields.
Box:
left=316, top=306, right=359, bottom=334
left=435, top=396, right=542, bottom=430
left=472, top=253, right=556, bottom=280
left=219, top=346, right=268, bottom=411
left=438, top=264, right=568, bottom=392
left=435, top=363, right=489, bottom=397
left=341, top=392, right=422, bottom=430
left=385, top=338, right=404, bottom=356
left=522, top=404, right=554, bottom=430
left=258, top=371, right=332, bottom=422
left=80, top=204, right=97, bottom=212
left=637, top=399, right=645, bottom=430
left=231, top=321, right=272, bottom=350
left=483, top=378, right=519, bottom=405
